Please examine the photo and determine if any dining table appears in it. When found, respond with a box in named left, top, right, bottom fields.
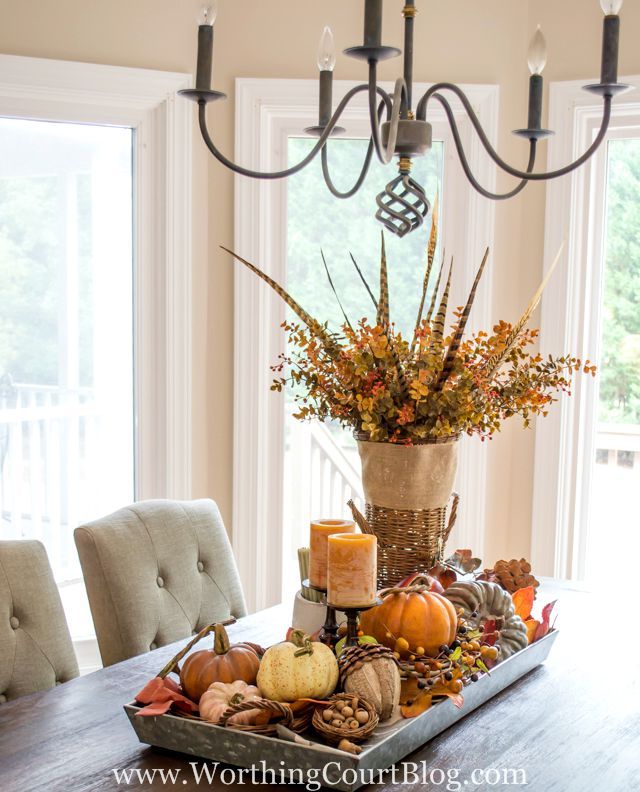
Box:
left=0, top=581, right=637, bottom=791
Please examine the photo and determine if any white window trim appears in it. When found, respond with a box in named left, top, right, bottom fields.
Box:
left=233, top=78, right=498, bottom=612
left=0, top=54, right=194, bottom=504
left=532, top=75, right=640, bottom=580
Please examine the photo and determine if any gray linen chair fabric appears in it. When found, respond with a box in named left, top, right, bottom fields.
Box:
left=0, top=540, right=79, bottom=702
left=74, top=499, right=247, bottom=667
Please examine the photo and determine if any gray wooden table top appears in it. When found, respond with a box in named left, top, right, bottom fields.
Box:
left=0, top=585, right=637, bottom=791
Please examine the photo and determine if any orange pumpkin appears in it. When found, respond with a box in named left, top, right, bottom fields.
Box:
left=180, top=624, right=262, bottom=702
left=359, top=585, right=457, bottom=658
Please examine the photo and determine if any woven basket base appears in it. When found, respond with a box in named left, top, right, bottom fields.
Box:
left=365, top=494, right=458, bottom=589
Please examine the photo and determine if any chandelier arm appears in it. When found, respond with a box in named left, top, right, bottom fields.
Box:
left=433, top=93, right=537, bottom=200
left=367, top=63, right=407, bottom=165
left=418, top=82, right=613, bottom=181
left=321, top=140, right=375, bottom=199
left=196, top=84, right=370, bottom=180
left=321, top=101, right=388, bottom=199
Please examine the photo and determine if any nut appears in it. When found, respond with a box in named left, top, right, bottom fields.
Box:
left=355, top=710, right=369, bottom=724
left=342, top=706, right=354, bottom=718
left=322, top=709, right=333, bottom=722
left=331, top=719, right=343, bottom=727
left=348, top=719, right=359, bottom=730
left=334, top=700, right=345, bottom=711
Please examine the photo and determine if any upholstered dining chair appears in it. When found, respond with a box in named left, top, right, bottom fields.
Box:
left=0, top=540, right=79, bottom=702
left=74, top=499, right=247, bottom=667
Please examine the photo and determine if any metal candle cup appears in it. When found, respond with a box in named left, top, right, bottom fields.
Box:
left=327, top=532, right=377, bottom=609
left=196, top=24, right=214, bottom=91
left=309, top=519, right=355, bottom=590
left=527, top=74, right=544, bottom=131
left=363, top=0, right=383, bottom=47
left=601, top=14, right=620, bottom=86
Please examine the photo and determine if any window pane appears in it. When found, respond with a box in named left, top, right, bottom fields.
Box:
left=283, top=138, right=444, bottom=599
left=0, top=118, right=135, bottom=600
left=589, top=138, right=640, bottom=578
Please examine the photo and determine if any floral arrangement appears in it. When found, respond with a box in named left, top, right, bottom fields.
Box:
left=224, top=207, right=595, bottom=443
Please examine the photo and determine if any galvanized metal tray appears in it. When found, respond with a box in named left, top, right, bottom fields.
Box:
left=125, top=630, right=557, bottom=792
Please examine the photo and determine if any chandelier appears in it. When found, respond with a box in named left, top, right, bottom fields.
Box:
left=180, top=0, right=628, bottom=238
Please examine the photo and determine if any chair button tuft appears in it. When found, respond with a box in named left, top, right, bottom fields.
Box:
left=156, top=576, right=164, bottom=588
left=150, top=642, right=157, bottom=650
left=197, top=561, right=204, bottom=573
left=9, top=616, right=19, bottom=630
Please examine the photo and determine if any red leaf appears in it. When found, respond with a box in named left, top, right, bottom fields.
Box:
left=512, top=586, right=535, bottom=621
left=134, top=676, right=198, bottom=717
left=533, top=600, right=557, bottom=641
left=482, top=619, right=498, bottom=646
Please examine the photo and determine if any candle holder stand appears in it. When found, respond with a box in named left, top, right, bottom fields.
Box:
left=302, top=579, right=340, bottom=649
left=329, top=598, right=382, bottom=648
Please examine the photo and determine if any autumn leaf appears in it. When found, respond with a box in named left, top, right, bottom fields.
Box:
left=524, top=619, right=540, bottom=644
left=482, top=619, right=498, bottom=646
left=401, top=685, right=464, bottom=718
left=512, top=586, right=535, bottom=621
left=533, top=600, right=557, bottom=641
left=427, top=563, right=457, bottom=590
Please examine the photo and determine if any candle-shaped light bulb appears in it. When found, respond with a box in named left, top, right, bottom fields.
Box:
left=198, top=3, right=217, bottom=26
left=600, top=0, right=623, bottom=15
left=317, top=26, right=336, bottom=72
left=527, top=26, right=547, bottom=75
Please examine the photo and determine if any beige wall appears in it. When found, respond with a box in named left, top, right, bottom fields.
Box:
left=1, top=0, right=638, bottom=567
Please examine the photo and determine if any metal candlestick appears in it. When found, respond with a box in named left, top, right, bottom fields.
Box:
left=302, top=579, right=340, bottom=649
left=329, top=598, right=382, bottom=648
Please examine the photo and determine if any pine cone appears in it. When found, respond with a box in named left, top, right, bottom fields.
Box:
left=483, top=558, right=539, bottom=595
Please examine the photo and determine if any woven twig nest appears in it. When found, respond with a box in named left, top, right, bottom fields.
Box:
left=219, top=698, right=294, bottom=736
left=312, top=693, right=379, bottom=745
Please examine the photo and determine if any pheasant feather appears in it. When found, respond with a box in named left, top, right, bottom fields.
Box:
left=321, top=249, right=353, bottom=332
left=431, top=258, right=453, bottom=345
left=349, top=252, right=378, bottom=311
left=411, top=197, right=439, bottom=354
left=435, top=247, right=489, bottom=389
left=425, top=249, right=446, bottom=326
left=221, top=246, right=339, bottom=356
left=377, top=231, right=390, bottom=329
left=482, top=243, right=564, bottom=379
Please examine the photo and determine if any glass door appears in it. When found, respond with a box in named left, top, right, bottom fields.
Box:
left=0, top=117, right=135, bottom=635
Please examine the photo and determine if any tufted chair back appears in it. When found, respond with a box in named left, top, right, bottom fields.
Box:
left=0, top=540, right=79, bottom=702
left=74, top=499, right=247, bottom=667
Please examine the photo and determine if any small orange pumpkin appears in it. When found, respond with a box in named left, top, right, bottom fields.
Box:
left=180, top=624, right=262, bottom=702
left=359, top=584, right=457, bottom=658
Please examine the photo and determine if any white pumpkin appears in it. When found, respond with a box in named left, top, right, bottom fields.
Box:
left=257, top=632, right=339, bottom=702
left=199, top=680, right=261, bottom=723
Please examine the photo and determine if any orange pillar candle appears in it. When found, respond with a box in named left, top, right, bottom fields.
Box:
left=309, top=519, right=355, bottom=589
left=327, top=533, right=377, bottom=608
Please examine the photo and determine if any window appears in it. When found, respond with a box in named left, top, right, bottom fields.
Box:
left=533, top=76, right=640, bottom=582
left=282, top=136, right=444, bottom=601
left=234, top=78, right=497, bottom=611
left=0, top=56, right=193, bottom=658
left=0, top=117, right=134, bottom=584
